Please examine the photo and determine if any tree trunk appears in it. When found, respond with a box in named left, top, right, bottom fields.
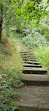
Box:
left=0, top=3, right=3, bottom=41
left=0, top=20, right=2, bottom=41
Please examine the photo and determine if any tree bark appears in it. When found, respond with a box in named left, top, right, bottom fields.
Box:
left=0, top=3, right=3, bottom=41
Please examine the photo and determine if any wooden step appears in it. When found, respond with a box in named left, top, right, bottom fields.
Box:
left=23, top=58, right=36, bottom=61
left=25, top=61, right=40, bottom=65
left=22, top=57, right=35, bottom=60
left=20, top=51, right=33, bottom=53
left=21, top=74, right=49, bottom=86
left=20, top=51, right=32, bottom=53
left=22, top=54, right=34, bottom=57
left=23, top=67, right=47, bottom=74
left=21, top=53, right=34, bottom=56
left=22, top=56, right=36, bottom=59
left=24, top=64, right=42, bottom=68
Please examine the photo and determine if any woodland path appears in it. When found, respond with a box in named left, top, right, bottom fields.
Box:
left=15, top=50, right=49, bottom=111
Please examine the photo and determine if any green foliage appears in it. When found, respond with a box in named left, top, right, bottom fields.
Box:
left=2, top=49, right=12, bottom=56
left=21, top=31, right=48, bottom=47
left=21, top=30, right=49, bottom=69
left=0, top=0, right=49, bottom=108
left=0, top=38, right=23, bottom=111
left=3, top=88, right=20, bottom=99
left=1, top=0, right=49, bottom=36
left=35, top=46, right=49, bottom=69
left=0, top=68, right=21, bottom=111
left=0, top=74, right=20, bottom=111
left=2, top=68, right=22, bottom=87
left=0, top=100, right=19, bottom=111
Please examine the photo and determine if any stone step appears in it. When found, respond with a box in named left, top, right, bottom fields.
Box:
left=22, top=56, right=35, bottom=59
left=23, top=67, right=47, bottom=74
left=20, top=50, right=32, bottom=53
left=23, top=58, right=36, bottom=61
left=21, top=53, right=34, bottom=56
left=22, top=56, right=36, bottom=58
left=21, top=74, right=49, bottom=86
left=24, top=64, right=42, bottom=68
left=25, top=61, right=40, bottom=65
left=20, top=51, right=32, bottom=53
left=23, top=57, right=36, bottom=60
left=14, top=86, right=49, bottom=111
left=16, top=50, right=49, bottom=111
left=22, top=54, right=35, bottom=57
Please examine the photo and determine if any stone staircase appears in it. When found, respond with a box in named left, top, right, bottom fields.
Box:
left=15, top=50, right=49, bottom=111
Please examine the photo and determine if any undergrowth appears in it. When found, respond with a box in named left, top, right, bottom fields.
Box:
left=21, top=31, right=49, bottom=69
left=0, top=37, right=23, bottom=111
left=34, top=46, right=49, bottom=69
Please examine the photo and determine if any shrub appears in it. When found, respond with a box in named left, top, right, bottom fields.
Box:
left=21, top=30, right=49, bottom=69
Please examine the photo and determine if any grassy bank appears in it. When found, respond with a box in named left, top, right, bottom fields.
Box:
left=0, top=37, right=23, bottom=72
left=0, top=37, right=23, bottom=110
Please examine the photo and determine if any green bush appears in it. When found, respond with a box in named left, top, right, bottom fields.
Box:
left=2, top=68, right=22, bottom=88
left=35, top=46, right=49, bottom=69
left=21, top=30, right=49, bottom=69
left=0, top=68, right=21, bottom=111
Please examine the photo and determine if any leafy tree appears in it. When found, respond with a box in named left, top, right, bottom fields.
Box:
left=0, top=0, right=49, bottom=41
left=0, top=0, right=25, bottom=40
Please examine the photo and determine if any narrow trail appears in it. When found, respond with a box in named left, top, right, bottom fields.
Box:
left=15, top=50, right=49, bottom=111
